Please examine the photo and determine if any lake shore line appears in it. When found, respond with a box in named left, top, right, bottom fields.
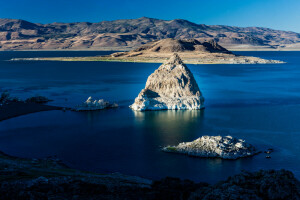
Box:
left=0, top=150, right=299, bottom=199
left=11, top=55, right=285, bottom=64
left=0, top=101, right=62, bottom=121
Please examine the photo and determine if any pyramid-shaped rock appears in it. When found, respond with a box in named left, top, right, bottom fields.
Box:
left=130, top=53, right=204, bottom=111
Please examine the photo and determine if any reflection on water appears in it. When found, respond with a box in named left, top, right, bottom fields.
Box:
left=133, top=109, right=204, bottom=123
left=206, top=158, right=223, bottom=169
left=133, top=110, right=205, bottom=144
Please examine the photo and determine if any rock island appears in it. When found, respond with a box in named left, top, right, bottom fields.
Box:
left=163, top=135, right=257, bottom=159
left=12, top=38, right=285, bottom=64
left=130, top=53, right=204, bottom=111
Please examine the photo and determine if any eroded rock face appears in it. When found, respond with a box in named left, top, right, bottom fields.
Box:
left=130, top=54, right=204, bottom=111
left=163, top=135, right=257, bottom=159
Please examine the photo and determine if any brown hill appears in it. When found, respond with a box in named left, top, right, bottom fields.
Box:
left=132, top=38, right=231, bottom=54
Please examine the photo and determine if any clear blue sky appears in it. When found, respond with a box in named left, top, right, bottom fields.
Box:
left=1, top=0, right=299, bottom=32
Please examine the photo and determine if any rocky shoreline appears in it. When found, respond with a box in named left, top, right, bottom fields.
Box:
left=0, top=101, right=61, bottom=121
left=0, top=92, right=119, bottom=121
left=0, top=92, right=61, bottom=121
left=0, top=150, right=299, bottom=199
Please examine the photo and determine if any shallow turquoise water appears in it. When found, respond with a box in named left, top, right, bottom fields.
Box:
left=0, top=51, right=300, bottom=183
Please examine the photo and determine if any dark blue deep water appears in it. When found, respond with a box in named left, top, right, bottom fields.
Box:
left=0, top=51, right=300, bottom=183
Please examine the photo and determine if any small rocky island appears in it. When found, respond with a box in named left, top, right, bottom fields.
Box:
left=107, top=38, right=284, bottom=64
left=163, top=135, right=257, bottom=159
left=74, top=96, right=118, bottom=111
left=25, top=38, right=285, bottom=64
left=130, top=54, right=204, bottom=111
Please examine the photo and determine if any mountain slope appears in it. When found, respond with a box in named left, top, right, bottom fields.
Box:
left=0, top=17, right=299, bottom=50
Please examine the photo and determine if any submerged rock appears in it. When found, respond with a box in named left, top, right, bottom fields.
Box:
left=130, top=53, right=204, bottom=111
left=163, top=135, right=257, bottom=159
left=74, top=96, right=118, bottom=111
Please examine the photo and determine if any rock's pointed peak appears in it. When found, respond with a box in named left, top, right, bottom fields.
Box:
left=164, top=53, right=183, bottom=65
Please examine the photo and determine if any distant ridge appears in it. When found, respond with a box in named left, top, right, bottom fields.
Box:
left=0, top=17, right=300, bottom=50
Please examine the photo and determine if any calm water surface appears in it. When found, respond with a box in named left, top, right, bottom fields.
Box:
left=0, top=51, right=300, bottom=183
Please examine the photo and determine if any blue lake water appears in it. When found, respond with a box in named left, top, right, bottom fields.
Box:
left=0, top=51, right=300, bottom=183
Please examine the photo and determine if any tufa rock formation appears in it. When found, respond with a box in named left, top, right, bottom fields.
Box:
left=130, top=53, right=204, bottom=111
left=74, top=97, right=118, bottom=111
left=163, top=135, right=257, bottom=159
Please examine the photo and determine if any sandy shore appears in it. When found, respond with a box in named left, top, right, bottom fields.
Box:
left=0, top=101, right=62, bottom=121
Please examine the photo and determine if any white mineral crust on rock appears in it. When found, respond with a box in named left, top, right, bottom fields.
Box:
left=162, top=135, right=257, bottom=159
left=74, top=97, right=118, bottom=111
left=130, top=53, right=204, bottom=111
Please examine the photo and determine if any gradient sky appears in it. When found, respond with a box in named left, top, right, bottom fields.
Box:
left=1, top=0, right=299, bottom=32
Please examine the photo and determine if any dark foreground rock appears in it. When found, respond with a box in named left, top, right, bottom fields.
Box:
left=0, top=151, right=299, bottom=200
left=189, top=169, right=300, bottom=200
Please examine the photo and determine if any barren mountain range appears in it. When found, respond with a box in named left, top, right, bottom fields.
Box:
left=1, top=17, right=300, bottom=50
